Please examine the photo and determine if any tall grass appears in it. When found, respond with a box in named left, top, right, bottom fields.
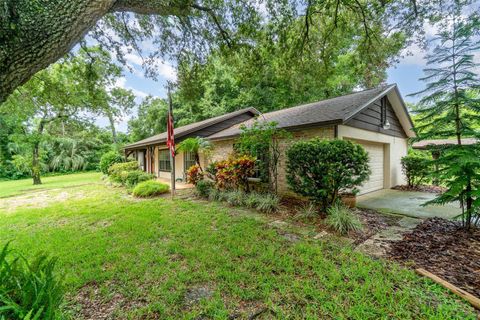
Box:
left=325, top=204, right=363, bottom=235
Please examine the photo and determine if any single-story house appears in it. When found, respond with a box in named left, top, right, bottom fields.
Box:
left=124, top=84, right=415, bottom=195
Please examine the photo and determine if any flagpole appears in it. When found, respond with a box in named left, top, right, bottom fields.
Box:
left=168, top=86, right=176, bottom=199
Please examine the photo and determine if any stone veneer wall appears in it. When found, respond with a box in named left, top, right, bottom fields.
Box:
left=210, top=126, right=335, bottom=193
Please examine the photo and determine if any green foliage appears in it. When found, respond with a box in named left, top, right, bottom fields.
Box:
left=426, top=145, right=480, bottom=229
left=127, top=97, right=169, bottom=142
left=326, top=204, right=363, bottom=235
left=99, top=151, right=123, bottom=174
left=401, top=155, right=431, bottom=187
left=123, top=170, right=155, bottom=188
left=244, top=192, right=263, bottom=208
left=255, top=193, right=280, bottom=214
left=286, top=139, right=370, bottom=210
left=236, top=121, right=290, bottom=193
left=132, top=180, right=170, bottom=198
left=207, top=188, right=222, bottom=202
left=296, top=203, right=318, bottom=219
left=107, top=161, right=138, bottom=180
left=410, top=7, right=480, bottom=229
left=0, top=243, right=64, bottom=320
left=195, top=180, right=214, bottom=198
left=225, top=190, right=246, bottom=206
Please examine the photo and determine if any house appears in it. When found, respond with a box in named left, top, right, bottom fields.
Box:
left=124, top=84, right=415, bottom=195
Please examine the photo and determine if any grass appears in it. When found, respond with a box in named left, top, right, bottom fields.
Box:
left=0, top=173, right=476, bottom=319
left=0, top=171, right=102, bottom=198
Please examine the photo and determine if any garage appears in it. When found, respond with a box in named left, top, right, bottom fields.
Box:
left=351, top=140, right=385, bottom=195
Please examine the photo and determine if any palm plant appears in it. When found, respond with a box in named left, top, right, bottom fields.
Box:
left=177, top=137, right=212, bottom=171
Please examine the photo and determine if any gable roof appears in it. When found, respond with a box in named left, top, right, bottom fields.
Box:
left=124, top=107, right=259, bottom=149
left=124, top=84, right=414, bottom=150
left=209, top=84, right=415, bottom=139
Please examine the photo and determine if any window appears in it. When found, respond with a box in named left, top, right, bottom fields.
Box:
left=184, top=151, right=196, bottom=171
left=158, top=149, right=171, bottom=172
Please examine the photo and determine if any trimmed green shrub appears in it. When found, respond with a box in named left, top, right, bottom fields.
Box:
left=195, top=180, right=214, bottom=198
left=0, top=243, right=64, bottom=320
left=401, top=155, right=431, bottom=187
left=226, top=190, right=246, bottom=206
left=124, top=170, right=155, bottom=188
left=255, top=193, right=279, bottom=214
left=99, top=151, right=123, bottom=174
left=108, top=161, right=139, bottom=183
left=132, top=180, right=170, bottom=197
left=325, top=203, right=362, bottom=235
left=286, top=139, right=370, bottom=210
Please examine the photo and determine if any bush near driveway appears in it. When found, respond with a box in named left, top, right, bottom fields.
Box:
left=401, top=155, right=431, bottom=187
left=132, top=180, right=170, bottom=197
left=286, top=139, right=370, bottom=210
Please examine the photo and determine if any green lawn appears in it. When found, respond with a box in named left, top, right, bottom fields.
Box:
left=0, top=171, right=102, bottom=198
left=0, top=174, right=475, bottom=319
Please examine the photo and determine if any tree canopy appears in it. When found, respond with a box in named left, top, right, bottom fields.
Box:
left=0, top=0, right=462, bottom=103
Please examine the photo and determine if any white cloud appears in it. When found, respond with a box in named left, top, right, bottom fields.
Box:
left=124, top=53, right=143, bottom=66
left=157, top=61, right=177, bottom=81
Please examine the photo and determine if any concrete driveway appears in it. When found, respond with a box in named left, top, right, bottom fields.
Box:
left=357, top=189, right=461, bottom=219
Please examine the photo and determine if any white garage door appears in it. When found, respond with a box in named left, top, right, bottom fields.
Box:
left=354, top=141, right=385, bottom=195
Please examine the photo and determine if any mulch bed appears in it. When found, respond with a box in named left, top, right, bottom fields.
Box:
left=352, top=208, right=401, bottom=244
left=392, top=185, right=446, bottom=193
left=388, top=218, right=480, bottom=297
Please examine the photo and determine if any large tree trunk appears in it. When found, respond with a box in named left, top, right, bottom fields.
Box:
left=0, top=0, right=189, bottom=103
left=31, top=141, right=42, bottom=185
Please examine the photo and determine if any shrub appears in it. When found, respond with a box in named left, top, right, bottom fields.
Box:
left=297, top=203, right=318, bottom=218
left=208, top=188, right=222, bottom=202
left=124, top=170, right=155, bottom=188
left=215, top=154, right=256, bottom=191
left=245, top=192, right=262, bottom=208
left=255, top=193, right=280, bottom=214
left=108, top=161, right=139, bottom=183
left=132, top=180, right=170, bottom=197
left=226, top=190, right=246, bottom=206
left=99, top=151, right=123, bottom=174
left=0, top=243, right=64, bottom=320
left=186, top=164, right=204, bottom=185
left=195, top=180, right=214, bottom=198
left=286, top=139, right=370, bottom=210
left=325, top=203, right=362, bottom=235
left=401, top=155, right=431, bottom=187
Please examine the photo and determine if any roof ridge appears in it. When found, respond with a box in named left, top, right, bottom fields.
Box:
left=259, top=84, right=395, bottom=117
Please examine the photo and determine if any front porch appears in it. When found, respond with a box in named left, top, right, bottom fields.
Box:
left=156, top=177, right=194, bottom=190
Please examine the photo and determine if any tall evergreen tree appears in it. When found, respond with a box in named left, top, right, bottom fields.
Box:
left=411, top=6, right=480, bottom=229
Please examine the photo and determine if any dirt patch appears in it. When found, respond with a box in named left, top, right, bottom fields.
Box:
left=0, top=190, right=86, bottom=213
left=388, top=218, right=480, bottom=297
left=75, top=281, right=146, bottom=320
left=75, top=281, right=125, bottom=320
left=392, top=185, right=446, bottom=194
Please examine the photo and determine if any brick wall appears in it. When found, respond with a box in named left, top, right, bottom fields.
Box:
left=209, top=126, right=335, bottom=193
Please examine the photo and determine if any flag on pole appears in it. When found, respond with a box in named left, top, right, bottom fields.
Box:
left=167, top=111, right=175, bottom=158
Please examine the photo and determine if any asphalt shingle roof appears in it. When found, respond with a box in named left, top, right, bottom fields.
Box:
left=208, top=84, right=396, bottom=140
left=125, top=84, right=400, bottom=148
left=124, top=107, right=258, bottom=149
